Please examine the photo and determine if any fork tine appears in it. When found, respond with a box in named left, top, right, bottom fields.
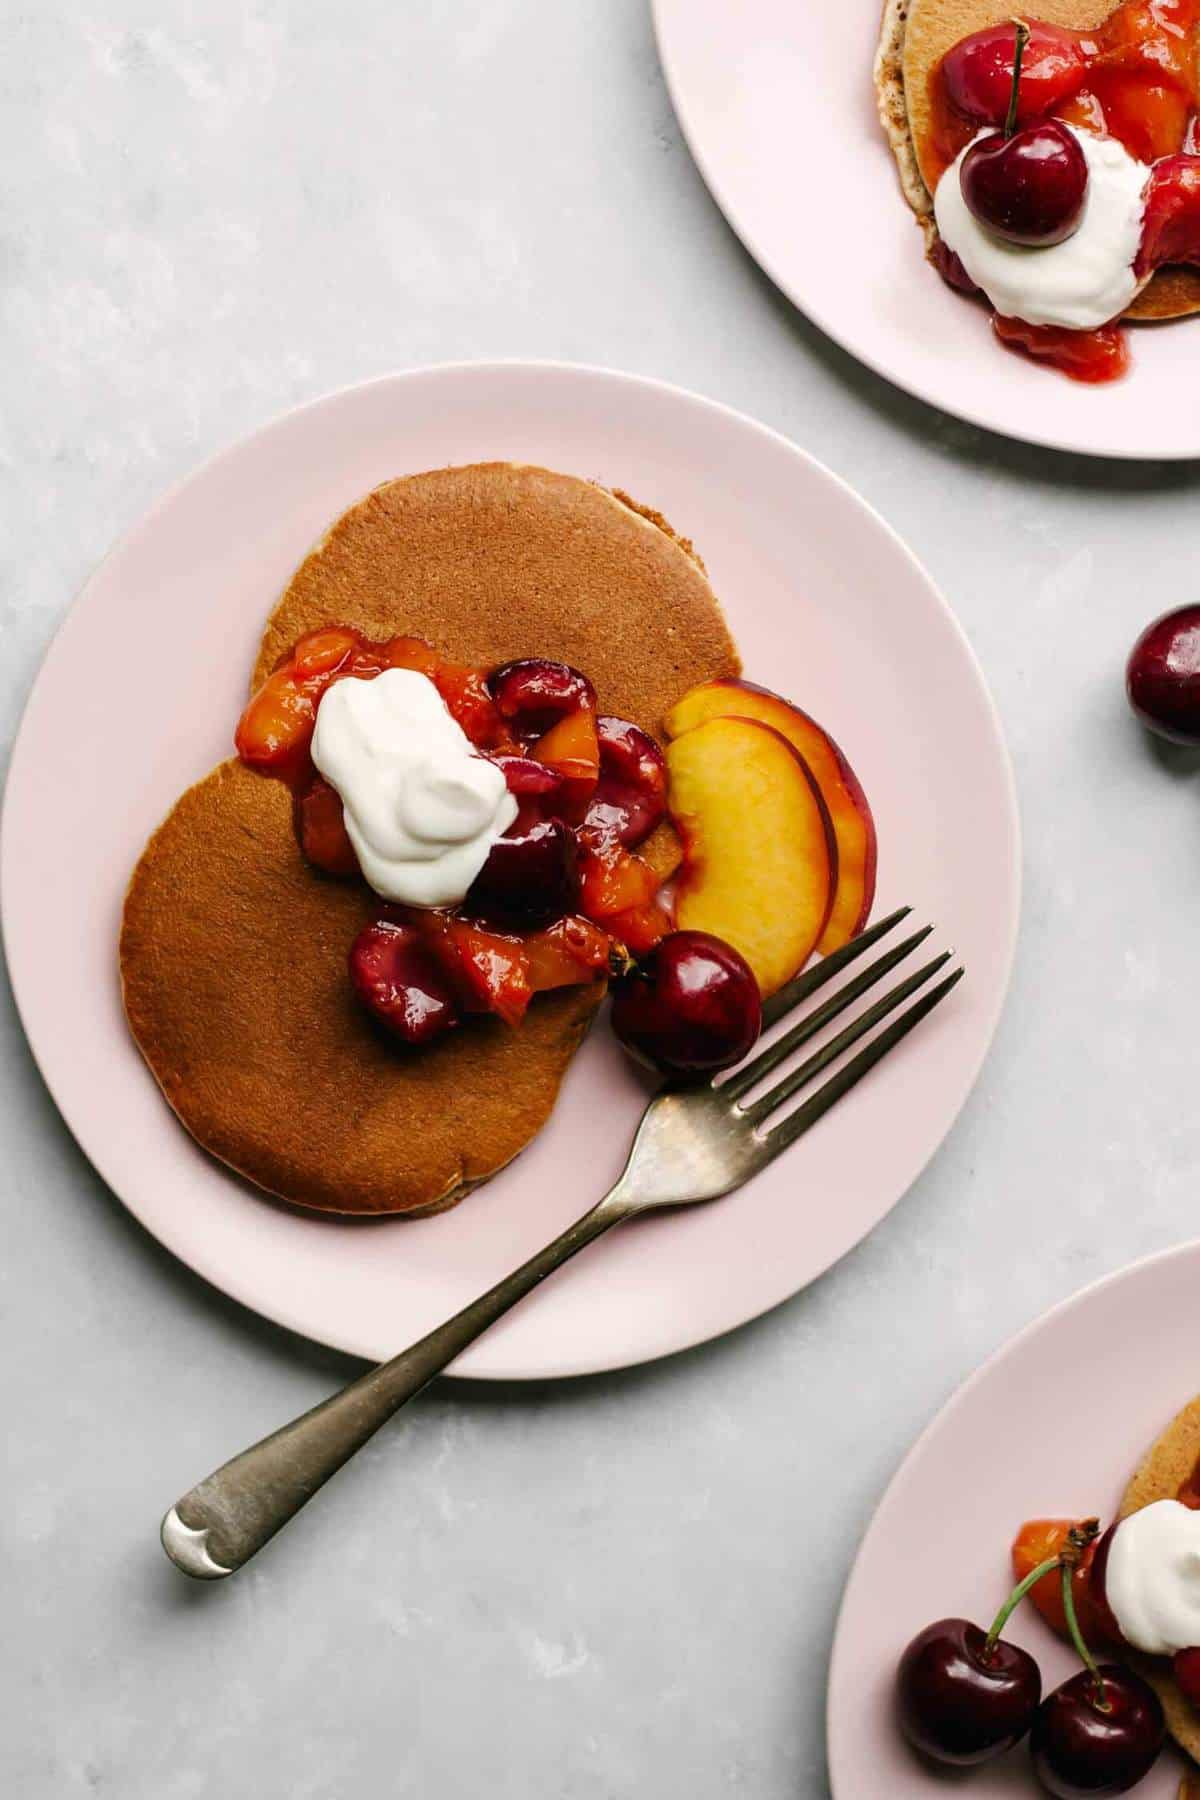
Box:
left=722, top=923, right=934, bottom=1102
left=760, top=906, right=912, bottom=1029
left=741, top=952, right=951, bottom=1127
left=755, top=968, right=964, bottom=1162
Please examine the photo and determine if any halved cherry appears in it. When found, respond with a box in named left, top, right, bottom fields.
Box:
left=467, top=811, right=580, bottom=927
left=940, top=22, right=1086, bottom=128
left=488, top=658, right=597, bottom=738
left=349, top=920, right=461, bottom=1047
left=1136, top=153, right=1200, bottom=277
left=489, top=753, right=567, bottom=799
left=582, top=716, right=668, bottom=848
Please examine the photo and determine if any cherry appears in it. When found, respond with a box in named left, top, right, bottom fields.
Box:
left=488, top=752, right=566, bottom=800
left=610, top=930, right=761, bottom=1076
left=1174, top=1646, right=1200, bottom=1708
left=487, top=658, right=596, bottom=740
left=1136, top=154, right=1200, bottom=279
left=896, top=1617, right=1042, bottom=1766
left=941, top=22, right=1086, bottom=129
left=958, top=22, right=1088, bottom=247
left=466, top=812, right=580, bottom=927
left=349, top=920, right=460, bottom=1047
left=931, top=235, right=983, bottom=295
left=1030, top=1665, right=1164, bottom=1796
left=582, top=715, right=668, bottom=848
left=1126, top=604, right=1200, bottom=744
left=1084, top=1523, right=1130, bottom=1650
left=962, top=120, right=1089, bottom=246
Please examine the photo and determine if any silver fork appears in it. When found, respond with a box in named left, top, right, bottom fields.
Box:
left=161, top=907, right=961, bottom=1579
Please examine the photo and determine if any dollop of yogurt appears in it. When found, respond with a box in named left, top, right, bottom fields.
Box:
left=1104, top=1500, right=1200, bottom=1656
left=311, top=669, right=517, bottom=907
left=934, top=126, right=1150, bottom=329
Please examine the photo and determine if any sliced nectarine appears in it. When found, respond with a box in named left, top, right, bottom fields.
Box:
left=665, top=716, right=835, bottom=997
left=665, top=679, right=875, bottom=956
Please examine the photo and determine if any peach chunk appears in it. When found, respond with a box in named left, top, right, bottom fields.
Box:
left=665, top=716, right=835, bottom=997
left=665, top=679, right=876, bottom=955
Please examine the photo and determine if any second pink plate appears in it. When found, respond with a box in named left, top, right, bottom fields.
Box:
left=1, top=363, right=1018, bottom=1377
left=828, top=1240, right=1200, bottom=1794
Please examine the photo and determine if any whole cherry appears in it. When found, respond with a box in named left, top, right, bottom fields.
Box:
left=959, top=23, right=1089, bottom=247
left=1030, top=1665, right=1164, bottom=1797
left=1030, top=1536, right=1164, bottom=1796
left=897, top=1617, right=1042, bottom=1766
left=1126, top=604, right=1200, bottom=745
left=610, top=930, right=761, bottom=1077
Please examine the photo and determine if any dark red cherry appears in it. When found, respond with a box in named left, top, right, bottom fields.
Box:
left=942, top=22, right=1085, bottom=128
left=1085, top=1523, right=1129, bottom=1649
left=1175, top=1646, right=1200, bottom=1709
left=1030, top=1665, right=1164, bottom=1797
left=488, top=752, right=566, bottom=799
left=610, top=930, right=761, bottom=1077
left=349, top=920, right=460, bottom=1047
left=582, top=716, right=668, bottom=848
left=467, top=812, right=579, bottom=926
left=896, top=1617, right=1042, bottom=1767
left=931, top=235, right=983, bottom=295
left=487, top=658, right=596, bottom=740
left=1126, top=604, right=1200, bottom=745
left=961, top=121, right=1088, bottom=246
left=1136, top=154, right=1200, bottom=279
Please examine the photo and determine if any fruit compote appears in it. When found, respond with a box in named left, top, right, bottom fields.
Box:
left=235, top=627, right=674, bottom=1045
left=927, top=0, right=1200, bottom=381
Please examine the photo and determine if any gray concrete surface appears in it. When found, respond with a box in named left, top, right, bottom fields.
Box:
left=4, top=3, right=1200, bottom=1795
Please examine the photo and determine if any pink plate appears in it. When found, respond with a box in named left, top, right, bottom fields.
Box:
left=828, top=1240, right=1200, bottom=1794
left=653, top=0, right=1200, bottom=460
left=0, top=363, right=1018, bottom=1379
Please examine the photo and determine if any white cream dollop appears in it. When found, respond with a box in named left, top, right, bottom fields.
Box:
left=934, top=126, right=1149, bottom=330
left=311, top=668, right=517, bottom=908
left=1104, top=1500, right=1200, bottom=1656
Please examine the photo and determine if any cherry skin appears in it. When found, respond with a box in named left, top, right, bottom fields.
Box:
left=1030, top=1665, right=1164, bottom=1797
left=961, top=121, right=1089, bottom=246
left=610, top=930, right=761, bottom=1077
left=896, top=1617, right=1042, bottom=1767
left=941, top=22, right=1086, bottom=129
left=1126, top=604, right=1200, bottom=745
left=467, top=811, right=580, bottom=927
left=487, top=658, right=596, bottom=739
left=1136, top=155, right=1200, bottom=279
left=349, top=920, right=460, bottom=1047
left=582, top=715, right=668, bottom=848
left=489, top=752, right=566, bottom=800
left=1084, top=1523, right=1130, bottom=1649
left=1174, top=1646, right=1200, bottom=1709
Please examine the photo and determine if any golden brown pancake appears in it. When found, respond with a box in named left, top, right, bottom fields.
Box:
left=1118, top=1396, right=1200, bottom=1766
left=121, top=464, right=739, bottom=1216
left=875, top=0, right=1200, bottom=321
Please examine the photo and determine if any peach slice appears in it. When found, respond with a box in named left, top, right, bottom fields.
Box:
left=665, top=679, right=876, bottom=955
left=665, top=716, right=836, bottom=997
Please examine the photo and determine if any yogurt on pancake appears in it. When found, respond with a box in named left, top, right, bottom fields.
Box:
left=312, top=669, right=517, bottom=907
left=1104, top=1499, right=1200, bottom=1655
left=935, top=126, right=1150, bottom=329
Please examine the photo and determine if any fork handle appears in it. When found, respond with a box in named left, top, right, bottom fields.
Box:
left=161, top=1191, right=628, bottom=1579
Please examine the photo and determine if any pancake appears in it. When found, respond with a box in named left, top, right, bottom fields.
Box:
left=875, top=0, right=1200, bottom=321
left=121, top=464, right=739, bottom=1216
left=1118, top=1395, right=1200, bottom=1766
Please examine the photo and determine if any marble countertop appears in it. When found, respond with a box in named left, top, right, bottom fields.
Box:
left=5, top=3, right=1200, bottom=1795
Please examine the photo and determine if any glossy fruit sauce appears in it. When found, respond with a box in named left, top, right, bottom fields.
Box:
left=235, top=627, right=673, bottom=1037
left=927, top=0, right=1200, bottom=380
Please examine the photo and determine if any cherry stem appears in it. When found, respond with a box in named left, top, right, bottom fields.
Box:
left=1004, top=18, right=1031, bottom=139
left=983, top=1553, right=1061, bottom=1654
left=1059, top=1525, right=1110, bottom=1713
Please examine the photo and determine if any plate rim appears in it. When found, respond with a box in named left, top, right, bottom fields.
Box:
left=651, top=0, right=1200, bottom=463
left=824, top=1235, right=1200, bottom=1789
left=0, top=358, right=1021, bottom=1380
